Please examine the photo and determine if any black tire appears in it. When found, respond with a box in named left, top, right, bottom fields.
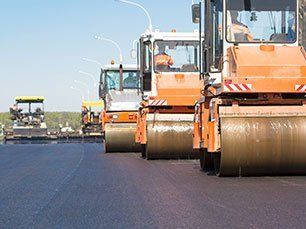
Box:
left=200, top=149, right=214, bottom=172
left=213, top=152, right=221, bottom=175
left=141, top=144, right=146, bottom=159
left=103, top=141, right=107, bottom=153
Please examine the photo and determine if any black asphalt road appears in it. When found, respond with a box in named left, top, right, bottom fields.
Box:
left=0, top=144, right=306, bottom=228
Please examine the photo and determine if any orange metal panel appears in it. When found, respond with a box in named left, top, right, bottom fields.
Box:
left=193, top=122, right=201, bottom=149
left=223, top=45, right=306, bottom=93
left=152, top=73, right=203, bottom=106
left=135, top=110, right=147, bottom=144
left=207, top=121, right=215, bottom=153
left=201, top=102, right=210, bottom=149
left=104, top=111, right=138, bottom=123
left=101, top=110, right=106, bottom=131
left=193, top=105, right=201, bottom=149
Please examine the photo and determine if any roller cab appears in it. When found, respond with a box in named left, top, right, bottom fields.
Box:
left=136, top=30, right=203, bottom=159
left=100, top=63, right=142, bottom=153
left=192, top=0, right=306, bottom=176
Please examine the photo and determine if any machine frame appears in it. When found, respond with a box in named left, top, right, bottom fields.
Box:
left=135, top=30, right=203, bottom=159
left=192, top=0, right=306, bottom=176
left=99, top=63, right=142, bottom=152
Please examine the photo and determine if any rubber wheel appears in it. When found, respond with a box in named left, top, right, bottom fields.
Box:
left=213, top=152, right=221, bottom=175
left=103, top=130, right=108, bottom=153
left=200, top=149, right=214, bottom=172
left=141, top=144, right=147, bottom=159
left=103, top=140, right=107, bottom=153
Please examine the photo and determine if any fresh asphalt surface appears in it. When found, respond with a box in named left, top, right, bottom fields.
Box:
left=0, top=144, right=306, bottom=228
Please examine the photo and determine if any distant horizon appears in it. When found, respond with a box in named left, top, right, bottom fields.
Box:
left=0, top=0, right=197, bottom=112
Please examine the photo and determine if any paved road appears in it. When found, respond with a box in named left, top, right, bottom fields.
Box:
left=0, top=144, right=306, bottom=228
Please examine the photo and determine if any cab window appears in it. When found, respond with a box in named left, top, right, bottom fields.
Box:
left=105, top=70, right=139, bottom=91
left=153, top=41, right=199, bottom=72
left=123, top=71, right=139, bottom=89
left=226, top=0, right=297, bottom=43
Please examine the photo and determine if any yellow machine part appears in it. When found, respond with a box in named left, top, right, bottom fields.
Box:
left=105, top=123, right=140, bottom=153
left=217, top=105, right=306, bottom=176
left=82, top=100, right=104, bottom=109
left=15, top=96, right=45, bottom=103
left=145, top=114, right=198, bottom=159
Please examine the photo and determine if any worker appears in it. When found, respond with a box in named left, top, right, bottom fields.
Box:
left=124, top=72, right=138, bottom=88
left=154, top=44, right=174, bottom=72
left=106, top=74, right=116, bottom=90
left=81, top=106, right=89, bottom=124
left=229, top=11, right=253, bottom=41
left=35, top=107, right=42, bottom=114
left=10, top=104, right=18, bottom=112
left=287, top=12, right=296, bottom=42
left=10, top=104, right=21, bottom=119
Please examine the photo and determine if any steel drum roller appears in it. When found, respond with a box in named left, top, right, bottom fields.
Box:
left=105, top=123, right=141, bottom=152
left=146, top=121, right=198, bottom=159
left=218, top=116, right=306, bottom=176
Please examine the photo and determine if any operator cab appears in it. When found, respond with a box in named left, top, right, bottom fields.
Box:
left=139, top=30, right=201, bottom=97
left=10, top=96, right=45, bottom=126
left=99, top=64, right=140, bottom=99
left=9, top=96, right=48, bottom=138
left=193, top=0, right=299, bottom=79
left=99, top=64, right=141, bottom=112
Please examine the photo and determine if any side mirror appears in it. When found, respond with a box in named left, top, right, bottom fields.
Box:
left=99, top=69, right=107, bottom=99
left=99, top=84, right=107, bottom=100
left=130, top=49, right=137, bottom=59
left=192, top=3, right=200, bottom=24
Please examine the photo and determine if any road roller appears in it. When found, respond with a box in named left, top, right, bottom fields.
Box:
left=192, top=0, right=306, bottom=176
left=135, top=30, right=203, bottom=159
left=99, top=63, right=142, bottom=152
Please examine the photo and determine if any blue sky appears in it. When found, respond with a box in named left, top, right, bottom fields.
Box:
left=0, top=0, right=197, bottom=112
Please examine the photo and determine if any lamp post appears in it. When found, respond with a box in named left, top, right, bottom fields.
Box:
left=115, top=0, right=153, bottom=32
left=94, top=36, right=123, bottom=64
left=78, top=70, right=98, bottom=91
left=82, top=57, right=104, bottom=100
left=94, top=36, right=125, bottom=91
left=74, top=80, right=90, bottom=100
left=82, top=57, right=103, bottom=68
left=70, top=86, right=85, bottom=101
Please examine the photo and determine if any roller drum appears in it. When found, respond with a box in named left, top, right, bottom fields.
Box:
left=145, top=121, right=198, bottom=159
left=105, top=123, right=140, bottom=153
left=218, top=116, right=306, bottom=176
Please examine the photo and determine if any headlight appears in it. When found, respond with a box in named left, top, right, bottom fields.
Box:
left=112, top=114, right=119, bottom=119
left=107, top=114, right=119, bottom=119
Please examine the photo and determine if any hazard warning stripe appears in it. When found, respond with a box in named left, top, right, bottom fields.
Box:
left=224, top=84, right=252, bottom=92
left=295, top=85, right=306, bottom=92
left=148, top=99, right=168, bottom=106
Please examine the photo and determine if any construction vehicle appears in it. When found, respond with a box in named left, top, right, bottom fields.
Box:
left=5, top=96, right=48, bottom=143
left=81, top=100, right=104, bottom=135
left=135, top=30, right=203, bottom=159
left=56, top=101, right=104, bottom=143
left=192, top=0, right=306, bottom=176
left=301, top=0, right=306, bottom=48
left=100, top=63, right=142, bottom=152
